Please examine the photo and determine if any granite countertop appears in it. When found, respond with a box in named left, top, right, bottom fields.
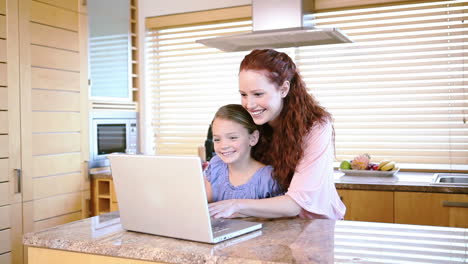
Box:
left=24, top=212, right=467, bottom=263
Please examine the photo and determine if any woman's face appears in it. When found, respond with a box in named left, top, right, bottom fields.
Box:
left=239, top=70, right=288, bottom=127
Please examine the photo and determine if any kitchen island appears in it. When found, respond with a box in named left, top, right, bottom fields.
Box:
left=24, top=212, right=467, bottom=263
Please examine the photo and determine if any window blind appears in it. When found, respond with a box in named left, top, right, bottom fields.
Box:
left=145, top=19, right=252, bottom=155
left=301, top=0, right=467, bottom=170
left=146, top=0, right=467, bottom=171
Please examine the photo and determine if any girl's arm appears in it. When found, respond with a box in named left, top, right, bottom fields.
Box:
left=208, top=195, right=301, bottom=218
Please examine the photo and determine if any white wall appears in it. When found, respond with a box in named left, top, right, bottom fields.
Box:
left=137, top=0, right=251, bottom=154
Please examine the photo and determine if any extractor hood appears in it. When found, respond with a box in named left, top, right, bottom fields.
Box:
left=196, top=0, right=352, bottom=52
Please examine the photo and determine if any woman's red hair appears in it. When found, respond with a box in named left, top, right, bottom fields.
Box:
left=240, top=49, right=333, bottom=191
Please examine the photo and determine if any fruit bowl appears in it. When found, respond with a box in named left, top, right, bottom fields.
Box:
left=340, top=168, right=399, bottom=177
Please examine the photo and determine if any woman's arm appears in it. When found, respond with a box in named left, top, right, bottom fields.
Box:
left=208, top=195, right=301, bottom=218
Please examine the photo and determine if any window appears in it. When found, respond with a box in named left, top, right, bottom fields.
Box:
left=146, top=1, right=468, bottom=171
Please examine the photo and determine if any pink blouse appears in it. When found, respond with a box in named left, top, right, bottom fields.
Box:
left=285, top=121, right=346, bottom=220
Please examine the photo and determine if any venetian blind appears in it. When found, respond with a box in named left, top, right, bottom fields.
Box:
left=302, top=0, right=467, bottom=170
left=146, top=0, right=467, bottom=171
left=145, top=7, right=252, bottom=155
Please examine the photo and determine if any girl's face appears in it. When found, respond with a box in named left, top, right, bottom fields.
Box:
left=239, top=70, right=289, bottom=127
left=212, top=118, right=258, bottom=166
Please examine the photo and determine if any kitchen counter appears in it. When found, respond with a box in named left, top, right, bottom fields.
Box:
left=91, top=168, right=467, bottom=194
left=24, top=212, right=467, bottom=263
left=335, top=171, right=468, bottom=194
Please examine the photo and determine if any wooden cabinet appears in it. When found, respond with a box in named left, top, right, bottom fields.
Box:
left=338, top=189, right=468, bottom=228
left=92, top=178, right=119, bottom=216
left=88, top=0, right=140, bottom=111
left=395, top=192, right=468, bottom=228
left=1, top=1, right=23, bottom=263
left=338, top=190, right=394, bottom=223
left=1, top=0, right=89, bottom=263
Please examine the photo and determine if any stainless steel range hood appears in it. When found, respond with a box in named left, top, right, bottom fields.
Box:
left=196, top=0, right=352, bottom=52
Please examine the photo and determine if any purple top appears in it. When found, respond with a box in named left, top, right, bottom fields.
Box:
left=205, top=155, right=282, bottom=202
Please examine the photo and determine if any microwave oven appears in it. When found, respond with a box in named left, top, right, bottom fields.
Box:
left=89, top=111, right=138, bottom=168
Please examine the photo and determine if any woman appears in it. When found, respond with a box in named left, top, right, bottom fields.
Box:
left=208, top=49, right=346, bottom=220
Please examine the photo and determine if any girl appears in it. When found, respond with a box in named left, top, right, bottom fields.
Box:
left=208, top=49, right=346, bottom=220
left=204, top=104, right=282, bottom=203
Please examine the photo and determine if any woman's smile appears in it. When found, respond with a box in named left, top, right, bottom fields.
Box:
left=239, top=70, right=285, bottom=126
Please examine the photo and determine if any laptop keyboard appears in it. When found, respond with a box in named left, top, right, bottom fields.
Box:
left=211, top=218, right=230, bottom=233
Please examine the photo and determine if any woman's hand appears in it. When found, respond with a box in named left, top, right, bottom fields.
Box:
left=208, top=199, right=242, bottom=218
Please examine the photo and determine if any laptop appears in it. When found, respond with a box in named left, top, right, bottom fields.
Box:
left=108, top=154, right=262, bottom=244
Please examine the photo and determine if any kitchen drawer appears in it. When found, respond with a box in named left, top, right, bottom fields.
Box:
left=395, top=192, right=468, bottom=228
left=338, top=189, right=394, bottom=223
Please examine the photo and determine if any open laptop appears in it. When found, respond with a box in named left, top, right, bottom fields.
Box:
left=108, top=154, right=262, bottom=244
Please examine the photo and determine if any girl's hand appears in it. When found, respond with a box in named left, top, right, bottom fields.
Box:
left=208, top=199, right=241, bottom=218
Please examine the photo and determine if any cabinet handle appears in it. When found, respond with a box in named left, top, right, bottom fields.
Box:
left=442, top=201, right=468, bottom=208
left=14, top=169, right=21, bottom=193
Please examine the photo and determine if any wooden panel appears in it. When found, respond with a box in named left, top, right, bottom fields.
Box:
left=0, top=159, right=7, bottom=182
left=0, top=182, right=8, bottom=206
left=447, top=194, right=468, bottom=228
left=395, top=192, right=449, bottom=226
left=31, top=45, right=79, bottom=72
left=30, top=22, right=79, bottom=51
left=314, top=0, right=420, bottom=11
left=0, top=39, right=5, bottom=62
left=0, top=15, right=5, bottom=39
left=29, top=247, right=158, bottom=264
left=32, top=133, right=80, bottom=155
left=338, top=189, right=394, bottom=223
left=35, top=0, right=78, bottom=12
left=32, top=153, right=80, bottom=177
left=0, top=135, right=7, bottom=157
left=79, top=6, right=89, bottom=166
left=0, top=64, right=6, bottom=86
left=0, top=88, right=6, bottom=109
left=146, top=5, right=251, bottom=29
left=32, top=112, right=80, bottom=133
left=110, top=180, right=117, bottom=202
left=110, top=202, right=119, bottom=212
left=31, top=67, right=80, bottom=91
left=32, top=89, right=80, bottom=111
left=33, top=192, right=81, bottom=221
left=0, top=111, right=6, bottom=133
left=0, top=252, right=11, bottom=264
left=0, top=205, right=10, bottom=229
left=33, top=172, right=81, bottom=200
left=30, top=1, right=78, bottom=31
left=0, top=0, right=4, bottom=15
left=0, top=229, right=10, bottom=253
left=34, top=211, right=81, bottom=231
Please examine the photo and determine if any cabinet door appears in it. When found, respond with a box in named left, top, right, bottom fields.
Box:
left=88, top=0, right=131, bottom=101
left=395, top=192, right=468, bottom=228
left=337, top=189, right=394, bottom=223
left=18, top=0, right=89, bottom=235
left=1, top=0, right=23, bottom=263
